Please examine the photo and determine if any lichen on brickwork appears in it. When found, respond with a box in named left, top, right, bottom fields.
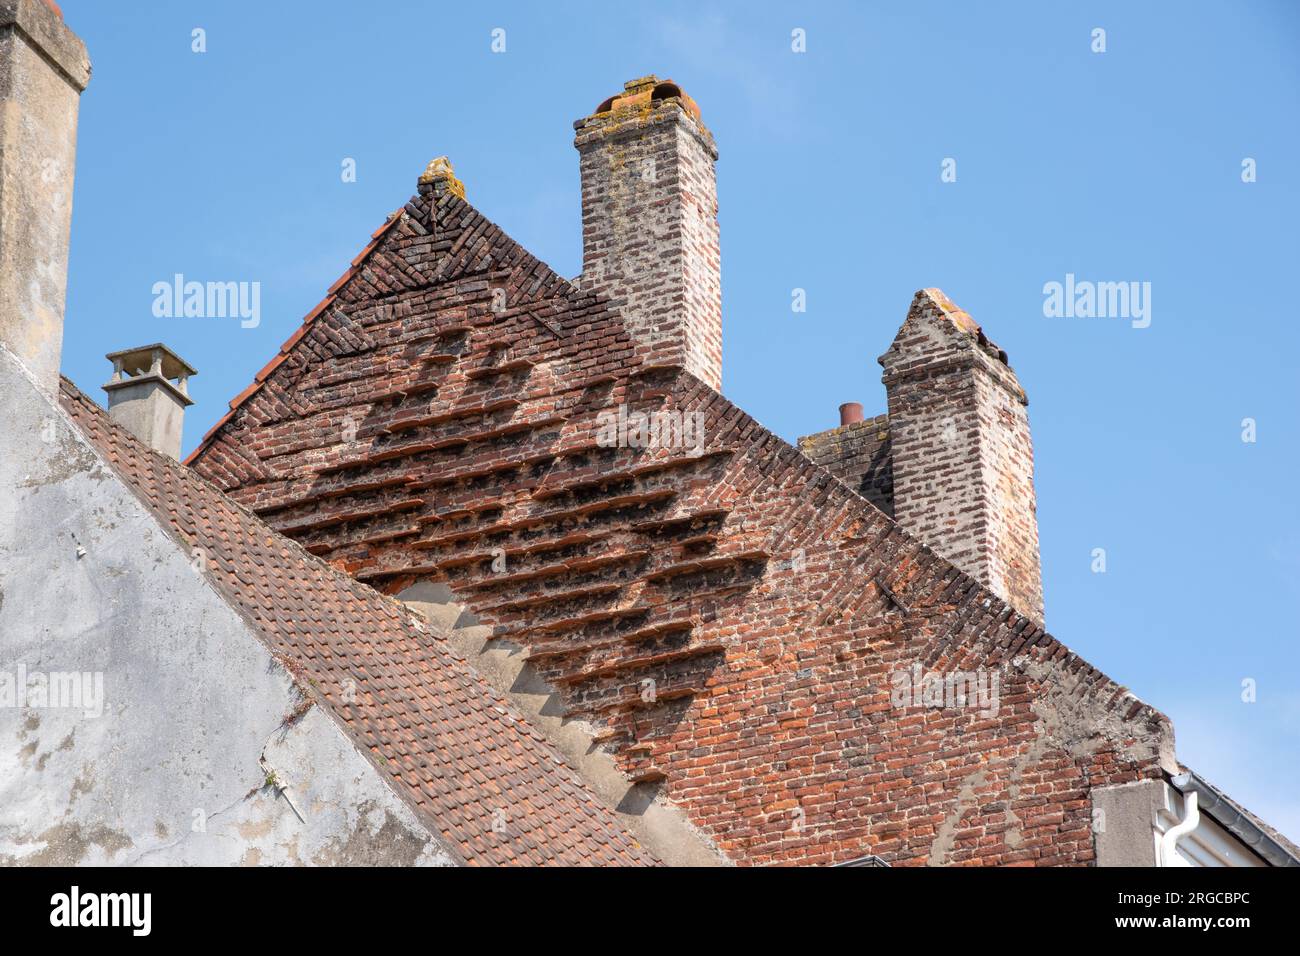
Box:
left=417, top=155, right=465, bottom=200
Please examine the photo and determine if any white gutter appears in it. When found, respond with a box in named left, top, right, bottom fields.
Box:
left=1170, top=770, right=1300, bottom=867
left=1158, top=789, right=1198, bottom=867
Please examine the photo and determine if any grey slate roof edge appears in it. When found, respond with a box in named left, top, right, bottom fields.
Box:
left=1171, top=769, right=1300, bottom=867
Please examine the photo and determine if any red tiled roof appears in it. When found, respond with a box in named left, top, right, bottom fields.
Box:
left=60, top=379, right=657, bottom=867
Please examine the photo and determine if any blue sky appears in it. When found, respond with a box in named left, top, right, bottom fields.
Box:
left=59, top=1, right=1299, bottom=842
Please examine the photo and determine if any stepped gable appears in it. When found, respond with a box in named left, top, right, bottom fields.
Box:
left=61, top=378, right=658, bottom=867
left=189, top=176, right=1175, bottom=866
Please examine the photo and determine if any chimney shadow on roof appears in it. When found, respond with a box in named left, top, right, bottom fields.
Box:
left=614, top=779, right=665, bottom=817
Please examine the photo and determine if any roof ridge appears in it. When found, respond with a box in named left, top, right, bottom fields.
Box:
left=183, top=207, right=407, bottom=465
left=186, top=186, right=591, bottom=468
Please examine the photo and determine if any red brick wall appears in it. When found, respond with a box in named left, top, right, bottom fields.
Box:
left=192, top=188, right=1169, bottom=866
left=798, top=413, right=895, bottom=517
left=881, top=290, right=1045, bottom=623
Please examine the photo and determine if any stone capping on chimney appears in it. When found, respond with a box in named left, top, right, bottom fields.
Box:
left=102, top=343, right=197, bottom=460
left=0, top=0, right=92, bottom=92
left=879, top=287, right=1025, bottom=406
left=879, top=288, right=1044, bottom=623
left=573, top=74, right=717, bottom=159
left=103, top=343, right=196, bottom=408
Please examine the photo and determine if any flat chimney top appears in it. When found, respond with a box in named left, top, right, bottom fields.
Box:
left=104, top=343, right=196, bottom=406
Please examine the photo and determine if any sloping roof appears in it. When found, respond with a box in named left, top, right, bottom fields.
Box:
left=186, top=178, right=1179, bottom=865
left=1173, top=770, right=1300, bottom=867
left=59, top=379, right=657, bottom=867
left=186, top=209, right=407, bottom=463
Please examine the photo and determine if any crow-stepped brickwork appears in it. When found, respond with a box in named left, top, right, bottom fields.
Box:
left=188, top=82, right=1176, bottom=863
left=9, top=0, right=1294, bottom=870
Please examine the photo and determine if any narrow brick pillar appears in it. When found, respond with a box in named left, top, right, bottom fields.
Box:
left=0, top=0, right=91, bottom=392
left=879, top=289, right=1044, bottom=622
left=574, top=76, right=722, bottom=391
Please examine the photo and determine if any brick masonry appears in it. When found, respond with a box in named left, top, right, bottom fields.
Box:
left=800, top=290, right=1045, bottom=624
left=574, top=77, right=722, bottom=391
left=59, top=376, right=656, bottom=866
left=881, top=289, right=1045, bottom=623
left=189, top=172, right=1172, bottom=866
left=798, top=413, right=894, bottom=517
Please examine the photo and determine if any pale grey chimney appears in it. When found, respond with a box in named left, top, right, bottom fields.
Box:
left=0, top=0, right=91, bottom=392
left=103, top=344, right=196, bottom=460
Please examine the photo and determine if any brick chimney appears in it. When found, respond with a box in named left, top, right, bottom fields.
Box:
left=102, top=344, right=196, bottom=460
left=879, top=289, right=1044, bottom=622
left=574, top=75, right=722, bottom=391
left=0, top=0, right=91, bottom=392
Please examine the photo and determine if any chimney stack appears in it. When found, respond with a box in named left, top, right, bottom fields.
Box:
left=102, top=344, right=196, bottom=460
left=0, top=0, right=90, bottom=392
left=879, top=289, right=1044, bottom=622
left=574, top=75, right=722, bottom=391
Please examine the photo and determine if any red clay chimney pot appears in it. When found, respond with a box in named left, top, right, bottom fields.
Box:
left=839, top=402, right=864, bottom=426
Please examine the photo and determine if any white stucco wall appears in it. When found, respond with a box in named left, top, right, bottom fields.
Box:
left=0, top=346, right=455, bottom=865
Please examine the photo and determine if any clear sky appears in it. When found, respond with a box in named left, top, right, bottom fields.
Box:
left=58, top=1, right=1299, bottom=844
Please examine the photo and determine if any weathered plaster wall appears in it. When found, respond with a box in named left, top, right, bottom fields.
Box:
left=1092, top=779, right=1163, bottom=867
left=0, top=0, right=90, bottom=393
left=0, top=347, right=454, bottom=865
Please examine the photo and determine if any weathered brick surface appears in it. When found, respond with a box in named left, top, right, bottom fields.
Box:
left=881, top=290, right=1045, bottom=622
left=798, top=413, right=894, bottom=516
left=189, top=177, right=1170, bottom=866
left=574, top=77, right=722, bottom=390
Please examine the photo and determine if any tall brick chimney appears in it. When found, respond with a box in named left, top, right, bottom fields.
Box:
left=0, top=0, right=90, bottom=392
left=574, top=75, right=722, bottom=391
left=879, top=289, right=1044, bottom=622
